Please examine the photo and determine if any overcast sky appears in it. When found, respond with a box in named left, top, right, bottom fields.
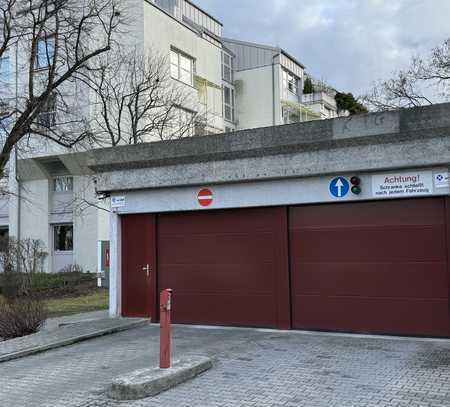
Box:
left=195, top=0, right=450, bottom=97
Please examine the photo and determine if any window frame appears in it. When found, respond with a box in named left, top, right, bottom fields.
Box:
left=170, top=48, right=195, bottom=86
left=0, top=51, right=10, bottom=83
left=35, top=36, right=55, bottom=70
left=282, top=69, right=299, bottom=96
left=223, top=85, right=235, bottom=123
left=37, top=92, right=57, bottom=128
left=222, top=51, right=233, bottom=83
left=53, top=176, right=73, bottom=193
left=53, top=224, right=74, bottom=253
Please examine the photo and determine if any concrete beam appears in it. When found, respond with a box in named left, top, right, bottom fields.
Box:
left=16, top=103, right=450, bottom=190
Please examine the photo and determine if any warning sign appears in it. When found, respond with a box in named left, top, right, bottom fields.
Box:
left=197, top=188, right=213, bottom=207
left=372, top=171, right=433, bottom=198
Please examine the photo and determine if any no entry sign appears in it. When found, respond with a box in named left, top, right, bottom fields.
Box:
left=198, top=188, right=213, bottom=207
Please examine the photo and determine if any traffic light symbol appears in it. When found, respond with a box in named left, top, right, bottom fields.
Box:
left=350, top=176, right=362, bottom=195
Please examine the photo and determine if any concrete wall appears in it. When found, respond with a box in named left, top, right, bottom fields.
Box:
left=110, top=167, right=450, bottom=215
left=72, top=176, right=98, bottom=273
left=19, top=179, right=51, bottom=272
left=85, top=103, right=450, bottom=192
left=235, top=65, right=276, bottom=129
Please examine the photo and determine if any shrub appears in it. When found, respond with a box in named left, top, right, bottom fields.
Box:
left=0, top=238, right=49, bottom=339
left=0, top=238, right=48, bottom=299
left=0, top=297, right=48, bottom=339
left=59, top=263, right=84, bottom=274
left=31, top=271, right=91, bottom=296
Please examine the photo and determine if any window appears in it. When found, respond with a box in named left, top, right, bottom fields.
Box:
left=35, top=36, right=55, bottom=69
left=170, top=49, right=194, bottom=86
left=282, top=106, right=300, bottom=124
left=54, top=224, right=73, bottom=252
left=0, top=107, right=12, bottom=134
left=0, top=228, right=8, bottom=252
left=37, top=93, right=56, bottom=127
left=53, top=176, right=73, bottom=192
left=282, top=69, right=298, bottom=95
left=222, top=52, right=233, bottom=82
left=0, top=52, right=10, bottom=83
left=175, top=106, right=195, bottom=137
left=223, top=86, right=235, bottom=122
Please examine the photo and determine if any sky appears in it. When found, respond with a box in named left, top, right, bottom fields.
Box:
left=195, top=0, right=450, bottom=97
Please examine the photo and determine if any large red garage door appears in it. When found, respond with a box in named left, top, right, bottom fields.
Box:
left=290, top=198, right=450, bottom=336
left=157, top=207, right=290, bottom=328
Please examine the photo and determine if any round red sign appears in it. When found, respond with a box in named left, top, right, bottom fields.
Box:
left=197, top=188, right=213, bottom=207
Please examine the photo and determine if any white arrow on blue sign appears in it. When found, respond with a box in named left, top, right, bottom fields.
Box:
left=329, top=177, right=350, bottom=198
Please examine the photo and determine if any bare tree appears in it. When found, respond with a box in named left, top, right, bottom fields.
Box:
left=80, top=48, right=204, bottom=146
left=0, top=0, right=123, bottom=174
left=363, top=38, right=450, bottom=111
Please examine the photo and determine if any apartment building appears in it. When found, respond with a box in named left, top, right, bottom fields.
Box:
left=2, top=0, right=349, bottom=275
left=222, top=38, right=321, bottom=130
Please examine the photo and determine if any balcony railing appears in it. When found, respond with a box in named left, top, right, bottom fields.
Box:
left=302, top=92, right=337, bottom=109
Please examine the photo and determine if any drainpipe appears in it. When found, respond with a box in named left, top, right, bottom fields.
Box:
left=272, top=55, right=277, bottom=126
left=14, top=42, right=21, bottom=270
left=14, top=41, right=20, bottom=243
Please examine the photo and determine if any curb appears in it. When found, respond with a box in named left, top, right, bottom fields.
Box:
left=0, top=319, right=148, bottom=364
left=107, top=356, right=214, bottom=400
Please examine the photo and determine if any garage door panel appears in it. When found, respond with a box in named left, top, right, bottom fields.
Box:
left=290, top=199, right=445, bottom=227
left=159, top=263, right=276, bottom=292
left=159, top=208, right=280, bottom=233
left=291, top=263, right=448, bottom=298
left=158, top=207, right=289, bottom=328
left=158, top=233, right=276, bottom=264
left=293, top=295, right=449, bottom=336
left=172, top=293, right=277, bottom=327
left=290, top=198, right=450, bottom=336
left=291, top=226, right=446, bottom=262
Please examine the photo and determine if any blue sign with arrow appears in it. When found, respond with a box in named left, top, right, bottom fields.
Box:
left=329, top=177, right=350, bottom=198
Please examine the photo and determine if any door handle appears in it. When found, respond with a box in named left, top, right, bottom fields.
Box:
left=142, top=264, right=151, bottom=277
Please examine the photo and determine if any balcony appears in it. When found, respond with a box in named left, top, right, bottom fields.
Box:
left=302, top=92, right=337, bottom=109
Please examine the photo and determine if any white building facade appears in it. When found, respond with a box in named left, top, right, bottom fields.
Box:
left=2, top=0, right=350, bottom=275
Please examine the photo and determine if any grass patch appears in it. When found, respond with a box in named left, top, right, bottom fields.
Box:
left=47, top=289, right=109, bottom=317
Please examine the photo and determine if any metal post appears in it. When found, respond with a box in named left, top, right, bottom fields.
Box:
left=160, top=289, right=173, bottom=369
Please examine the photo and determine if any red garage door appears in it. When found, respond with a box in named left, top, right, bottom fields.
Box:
left=289, top=198, right=450, bottom=336
left=157, top=207, right=290, bottom=328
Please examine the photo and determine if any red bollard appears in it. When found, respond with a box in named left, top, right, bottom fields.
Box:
left=160, top=289, right=173, bottom=369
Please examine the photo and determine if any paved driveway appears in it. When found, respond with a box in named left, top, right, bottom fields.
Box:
left=1, top=324, right=450, bottom=407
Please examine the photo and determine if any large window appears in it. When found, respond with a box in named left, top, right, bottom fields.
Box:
left=222, top=52, right=233, bottom=83
left=54, top=224, right=73, bottom=252
left=35, top=37, right=55, bottom=69
left=53, top=176, right=73, bottom=192
left=223, top=86, right=235, bottom=122
left=282, top=69, right=298, bottom=95
left=37, top=93, right=57, bottom=127
left=0, top=52, right=10, bottom=83
left=170, top=49, right=194, bottom=86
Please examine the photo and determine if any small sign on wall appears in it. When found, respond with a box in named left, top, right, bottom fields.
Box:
left=434, top=172, right=449, bottom=188
left=111, top=196, right=126, bottom=208
left=197, top=188, right=213, bottom=207
left=372, top=171, right=433, bottom=198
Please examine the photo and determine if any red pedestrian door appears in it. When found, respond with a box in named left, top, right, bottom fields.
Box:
left=121, top=214, right=157, bottom=318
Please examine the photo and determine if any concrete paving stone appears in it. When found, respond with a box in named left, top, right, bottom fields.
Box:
left=0, top=316, right=147, bottom=363
left=1, top=325, right=450, bottom=406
